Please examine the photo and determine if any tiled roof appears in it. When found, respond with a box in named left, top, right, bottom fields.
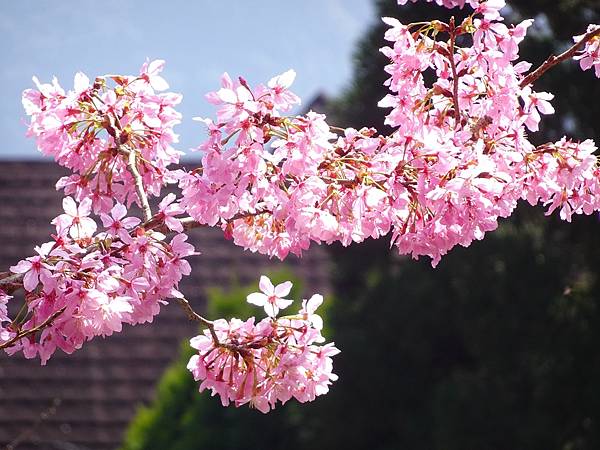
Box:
left=0, top=161, right=330, bottom=450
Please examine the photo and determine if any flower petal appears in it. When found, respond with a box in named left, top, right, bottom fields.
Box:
left=274, top=281, right=293, bottom=298
left=247, top=292, right=267, bottom=307
left=258, top=275, right=274, bottom=295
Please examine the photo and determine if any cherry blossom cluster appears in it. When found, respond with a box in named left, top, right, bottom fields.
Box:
left=187, top=276, right=339, bottom=413
left=2, top=196, right=195, bottom=364
left=22, top=60, right=182, bottom=215
left=177, top=0, right=600, bottom=265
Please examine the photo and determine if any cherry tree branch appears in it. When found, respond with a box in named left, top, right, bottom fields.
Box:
left=520, top=26, right=600, bottom=88
left=174, top=297, right=220, bottom=345
left=0, top=272, right=24, bottom=295
left=449, top=17, right=461, bottom=124
left=126, top=148, right=153, bottom=222
left=0, top=306, right=66, bottom=351
left=174, top=297, right=250, bottom=355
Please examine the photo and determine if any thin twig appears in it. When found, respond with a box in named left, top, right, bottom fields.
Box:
left=520, top=26, right=600, bottom=88
left=448, top=17, right=461, bottom=125
left=0, top=273, right=25, bottom=294
left=0, top=306, right=66, bottom=351
left=143, top=209, right=272, bottom=233
left=126, top=148, right=153, bottom=222
left=174, top=297, right=220, bottom=345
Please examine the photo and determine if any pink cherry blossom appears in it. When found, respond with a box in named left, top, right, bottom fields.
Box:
left=300, top=294, right=324, bottom=331
left=139, top=59, right=170, bottom=91
left=157, top=193, right=185, bottom=232
left=100, top=202, right=141, bottom=242
left=247, top=276, right=293, bottom=317
left=574, top=25, right=600, bottom=77
left=188, top=283, right=339, bottom=412
left=52, top=196, right=97, bottom=240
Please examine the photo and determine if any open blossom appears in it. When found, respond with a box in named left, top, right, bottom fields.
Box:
left=267, top=69, right=301, bottom=111
left=246, top=276, right=293, bottom=317
left=300, top=294, right=324, bottom=331
left=188, top=280, right=339, bottom=413
left=139, top=59, right=170, bottom=91
left=100, top=202, right=141, bottom=242
left=157, top=193, right=185, bottom=232
left=52, top=197, right=97, bottom=239
left=574, top=25, right=600, bottom=78
left=521, top=87, right=555, bottom=131
left=10, top=242, right=56, bottom=292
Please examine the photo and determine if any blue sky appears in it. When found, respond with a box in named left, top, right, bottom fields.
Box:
left=0, top=0, right=375, bottom=159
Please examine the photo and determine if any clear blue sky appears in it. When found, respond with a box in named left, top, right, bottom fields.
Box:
left=0, top=0, right=375, bottom=159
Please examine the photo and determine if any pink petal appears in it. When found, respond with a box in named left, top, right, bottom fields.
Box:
left=151, top=75, right=169, bottom=92
left=274, top=281, right=293, bottom=298
left=121, top=217, right=141, bottom=229
left=111, top=203, right=128, bottom=221
left=276, top=299, right=293, bottom=311
left=259, top=276, right=274, bottom=295
left=247, top=292, right=267, bottom=307
left=62, top=197, right=78, bottom=217
left=147, top=59, right=165, bottom=76
left=306, top=294, right=323, bottom=314
left=78, top=198, right=92, bottom=217
left=263, top=302, right=278, bottom=317
left=10, top=260, right=32, bottom=274
left=159, top=193, right=176, bottom=210
left=23, top=270, right=39, bottom=292
left=217, top=88, right=237, bottom=104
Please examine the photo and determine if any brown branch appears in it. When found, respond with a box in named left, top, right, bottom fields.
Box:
left=0, top=306, right=66, bottom=351
left=126, top=148, right=153, bottom=222
left=449, top=17, right=461, bottom=124
left=174, top=297, right=250, bottom=354
left=105, top=112, right=152, bottom=222
left=143, top=209, right=272, bottom=233
left=520, top=26, right=600, bottom=88
left=174, top=297, right=220, bottom=345
left=0, top=273, right=24, bottom=295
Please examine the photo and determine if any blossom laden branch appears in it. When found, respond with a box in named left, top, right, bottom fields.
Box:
left=3, top=0, right=600, bottom=413
left=187, top=276, right=339, bottom=413
left=0, top=306, right=66, bottom=351
left=520, top=25, right=600, bottom=87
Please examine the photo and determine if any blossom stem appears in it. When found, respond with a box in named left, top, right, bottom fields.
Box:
left=126, top=148, right=153, bottom=222
left=520, top=26, right=600, bottom=88
left=0, top=306, right=66, bottom=351
left=174, top=297, right=220, bottom=345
